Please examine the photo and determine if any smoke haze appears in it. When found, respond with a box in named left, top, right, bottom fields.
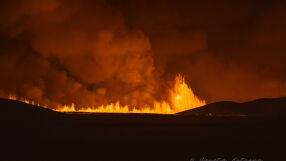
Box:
left=1, top=0, right=286, bottom=107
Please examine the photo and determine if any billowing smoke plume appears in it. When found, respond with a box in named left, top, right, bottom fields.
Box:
left=0, top=0, right=156, bottom=107
left=1, top=0, right=286, bottom=106
left=114, top=0, right=286, bottom=103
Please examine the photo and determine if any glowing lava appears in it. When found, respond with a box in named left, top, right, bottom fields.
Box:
left=8, top=75, right=205, bottom=114
left=170, top=75, right=206, bottom=112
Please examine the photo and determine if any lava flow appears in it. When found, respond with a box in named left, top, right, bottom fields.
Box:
left=8, top=75, right=205, bottom=114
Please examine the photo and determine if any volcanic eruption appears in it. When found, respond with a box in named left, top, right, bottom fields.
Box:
left=1, top=1, right=286, bottom=160
left=0, top=0, right=208, bottom=114
left=8, top=74, right=205, bottom=114
left=1, top=0, right=286, bottom=114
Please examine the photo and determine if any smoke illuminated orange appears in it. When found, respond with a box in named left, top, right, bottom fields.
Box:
left=8, top=75, right=205, bottom=114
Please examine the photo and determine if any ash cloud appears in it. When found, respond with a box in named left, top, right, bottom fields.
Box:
left=113, top=0, right=286, bottom=102
left=1, top=0, right=286, bottom=107
left=0, top=0, right=156, bottom=107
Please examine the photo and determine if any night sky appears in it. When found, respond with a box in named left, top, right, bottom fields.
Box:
left=0, top=0, right=286, bottom=107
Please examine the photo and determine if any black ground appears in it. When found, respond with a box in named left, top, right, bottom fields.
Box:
left=1, top=98, right=285, bottom=161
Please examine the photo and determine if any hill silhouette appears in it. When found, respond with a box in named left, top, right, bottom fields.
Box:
left=0, top=97, right=285, bottom=161
left=0, top=98, right=61, bottom=121
left=178, top=97, right=286, bottom=116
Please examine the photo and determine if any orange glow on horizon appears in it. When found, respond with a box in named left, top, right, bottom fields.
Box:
left=7, top=75, right=206, bottom=114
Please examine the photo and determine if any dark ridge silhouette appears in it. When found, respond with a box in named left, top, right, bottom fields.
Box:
left=0, top=98, right=61, bottom=121
left=0, top=98, right=285, bottom=160
left=1, top=96, right=286, bottom=118
left=178, top=96, right=286, bottom=116
left=0, top=98, right=55, bottom=113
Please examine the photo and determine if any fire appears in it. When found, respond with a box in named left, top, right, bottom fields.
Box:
left=170, top=75, right=206, bottom=112
left=7, top=75, right=205, bottom=114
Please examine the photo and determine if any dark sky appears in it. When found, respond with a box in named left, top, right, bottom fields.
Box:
left=0, top=0, right=286, bottom=107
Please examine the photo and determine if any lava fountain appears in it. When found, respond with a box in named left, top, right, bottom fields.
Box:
left=8, top=75, right=205, bottom=114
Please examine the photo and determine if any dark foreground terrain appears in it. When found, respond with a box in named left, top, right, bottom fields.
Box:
left=0, top=98, right=285, bottom=161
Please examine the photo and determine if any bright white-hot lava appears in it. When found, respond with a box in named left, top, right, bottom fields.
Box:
left=8, top=75, right=205, bottom=114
